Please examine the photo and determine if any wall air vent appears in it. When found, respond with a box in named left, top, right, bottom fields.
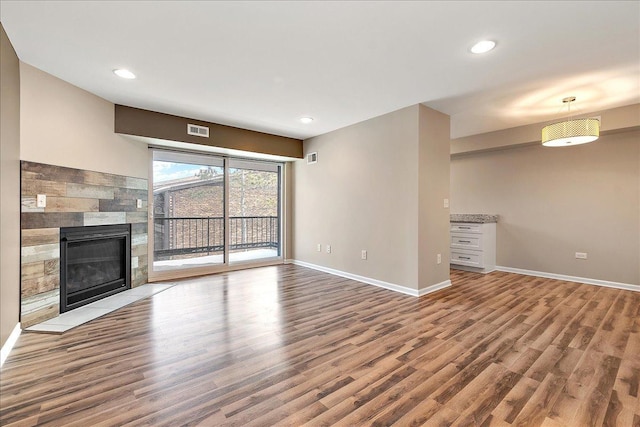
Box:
left=187, top=124, right=210, bottom=138
left=307, top=152, right=318, bottom=164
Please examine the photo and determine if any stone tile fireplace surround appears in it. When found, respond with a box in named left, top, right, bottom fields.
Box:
left=20, top=161, right=148, bottom=328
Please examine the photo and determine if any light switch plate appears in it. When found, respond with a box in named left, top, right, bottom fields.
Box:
left=36, top=194, right=47, bottom=208
left=136, top=199, right=142, bottom=208
left=444, top=198, right=449, bottom=208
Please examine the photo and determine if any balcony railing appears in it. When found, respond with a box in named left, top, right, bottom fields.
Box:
left=154, top=216, right=279, bottom=259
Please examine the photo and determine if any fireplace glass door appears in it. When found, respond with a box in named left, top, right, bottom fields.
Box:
left=66, top=238, right=124, bottom=294
left=60, top=224, right=131, bottom=312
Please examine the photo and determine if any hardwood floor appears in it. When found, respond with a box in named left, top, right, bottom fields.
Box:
left=1, top=265, right=639, bottom=426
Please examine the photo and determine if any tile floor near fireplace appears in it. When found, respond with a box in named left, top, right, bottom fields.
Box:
left=25, top=282, right=175, bottom=333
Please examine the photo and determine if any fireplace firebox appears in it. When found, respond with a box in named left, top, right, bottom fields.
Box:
left=60, top=224, right=131, bottom=312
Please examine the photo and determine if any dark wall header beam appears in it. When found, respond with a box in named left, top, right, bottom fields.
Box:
left=115, top=105, right=303, bottom=159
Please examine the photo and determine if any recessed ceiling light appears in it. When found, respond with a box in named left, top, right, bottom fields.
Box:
left=113, top=69, right=136, bottom=79
left=300, top=117, right=314, bottom=124
left=470, top=40, right=496, bottom=54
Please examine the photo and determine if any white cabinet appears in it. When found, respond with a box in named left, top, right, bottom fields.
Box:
left=450, top=222, right=496, bottom=273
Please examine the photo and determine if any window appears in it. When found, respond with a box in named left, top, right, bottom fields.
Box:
left=150, top=150, right=282, bottom=279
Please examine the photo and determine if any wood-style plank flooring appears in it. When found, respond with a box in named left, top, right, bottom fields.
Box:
left=1, top=265, right=639, bottom=426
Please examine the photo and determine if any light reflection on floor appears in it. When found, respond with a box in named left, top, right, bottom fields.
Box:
left=152, top=249, right=279, bottom=272
left=149, top=266, right=286, bottom=377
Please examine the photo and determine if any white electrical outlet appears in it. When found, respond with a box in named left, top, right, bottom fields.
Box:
left=36, top=194, right=47, bottom=208
left=361, top=250, right=367, bottom=260
left=437, top=253, right=442, bottom=264
left=317, top=244, right=322, bottom=252
left=575, top=252, right=588, bottom=259
left=326, top=245, right=331, bottom=254
left=136, top=199, right=143, bottom=208
left=443, top=199, right=449, bottom=208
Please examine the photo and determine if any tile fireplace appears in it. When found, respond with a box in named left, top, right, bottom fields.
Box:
left=20, top=161, right=148, bottom=328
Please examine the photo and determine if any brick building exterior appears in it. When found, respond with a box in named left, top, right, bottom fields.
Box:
left=153, top=170, right=278, bottom=259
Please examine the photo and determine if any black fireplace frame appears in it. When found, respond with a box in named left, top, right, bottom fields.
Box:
left=60, top=224, right=132, bottom=313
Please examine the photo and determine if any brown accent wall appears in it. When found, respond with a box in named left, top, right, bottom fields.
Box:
left=1, top=24, right=21, bottom=346
left=20, top=161, right=149, bottom=328
left=115, top=105, right=303, bottom=159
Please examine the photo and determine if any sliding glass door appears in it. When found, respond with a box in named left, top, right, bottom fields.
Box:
left=228, top=159, right=281, bottom=263
left=152, top=151, right=225, bottom=272
left=150, top=150, right=282, bottom=278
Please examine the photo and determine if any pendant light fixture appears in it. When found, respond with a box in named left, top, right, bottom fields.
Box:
left=541, top=97, right=600, bottom=147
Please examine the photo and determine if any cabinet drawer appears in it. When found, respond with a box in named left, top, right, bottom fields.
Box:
left=451, top=233, right=483, bottom=250
left=451, top=249, right=483, bottom=268
left=451, top=223, right=481, bottom=233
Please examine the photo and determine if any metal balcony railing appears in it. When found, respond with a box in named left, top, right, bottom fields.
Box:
left=153, top=216, right=279, bottom=259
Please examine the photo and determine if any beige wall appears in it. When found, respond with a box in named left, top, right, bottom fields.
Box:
left=20, top=63, right=148, bottom=178
left=283, top=162, right=294, bottom=260
left=293, top=105, right=452, bottom=291
left=451, top=104, right=640, bottom=156
left=293, top=106, right=420, bottom=289
left=451, top=129, right=640, bottom=286
left=418, top=105, right=451, bottom=287
left=1, top=24, right=21, bottom=347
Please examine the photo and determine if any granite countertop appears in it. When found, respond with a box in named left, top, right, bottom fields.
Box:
left=450, top=214, right=498, bottom=223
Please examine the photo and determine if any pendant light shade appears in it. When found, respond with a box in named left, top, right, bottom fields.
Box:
left=541, top=97, right=600, bottom=147
left=541, top=118, right=600, bottom=147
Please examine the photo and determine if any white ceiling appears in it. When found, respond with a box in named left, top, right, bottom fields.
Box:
left=1, top=1, right=638, bottom=140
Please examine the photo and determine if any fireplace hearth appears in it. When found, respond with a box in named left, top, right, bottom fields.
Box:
left=60, top=224, right=131, bottom=312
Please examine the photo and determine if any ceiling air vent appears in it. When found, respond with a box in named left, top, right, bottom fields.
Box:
left=187, top=123, right=210, bottom=138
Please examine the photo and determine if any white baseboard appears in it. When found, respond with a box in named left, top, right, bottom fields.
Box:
left=450, top=264, right=496, bottom=274
left=496, top=266, right=639, bottom=292
left=291, top=260, right=451, bottom=297
left=1, top=323, right=21, bottom=368
left=417, top=279, right=452, bottom=296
